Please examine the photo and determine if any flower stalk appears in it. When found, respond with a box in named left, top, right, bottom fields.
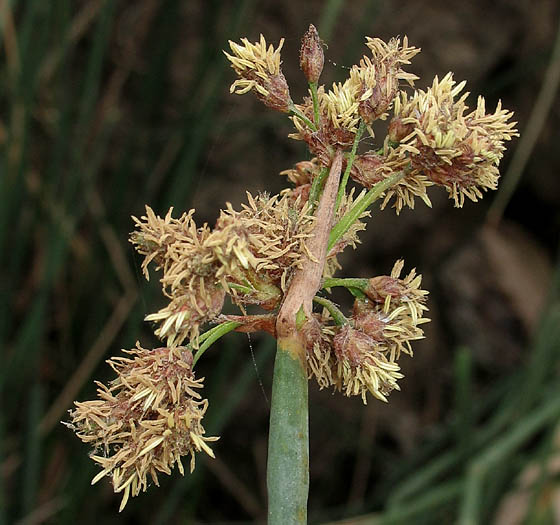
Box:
left=308, top=166, right=329, bottom=211
left=312, top=295, right=349, bottom=326
left=328, top=168, right=408, bottom=252
left=289, top=103, right=317, bottom=132
left=269, top=149, right=343, bottom=523
left=267, top=341, right=309, bottom=524
left=336, top=120, right=366, bottom=211
left=310, top=82, right=320, bottom=125
left=192, top=321, right=242, bottom=365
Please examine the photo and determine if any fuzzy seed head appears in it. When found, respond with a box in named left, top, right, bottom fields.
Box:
left=66, top=344, right=217, bottom=511
left=392, top=73, right=518, bottom=206
left=225, top=35, right=292, bottom=112
left=308, top=261, right=429, bottom=403
left=349, top=36, right=420, bottom=126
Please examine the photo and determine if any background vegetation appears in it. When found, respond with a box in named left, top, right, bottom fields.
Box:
left=2, top=0, right=560, bottom=523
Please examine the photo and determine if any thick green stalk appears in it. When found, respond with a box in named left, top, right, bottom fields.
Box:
left=268, top=150, right=343, bottom=524
left=267, top=342, right=309, bottom=524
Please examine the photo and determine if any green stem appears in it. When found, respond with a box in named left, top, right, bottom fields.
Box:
left=322, top=277, right=368, bottom=299
left=288, top=103, right=317, bottom=132
left=308, top=166, right=328, bottom=211
left=335, top=119, right=365, bottom=212
left=191, top=321, right=241, bottom=366
left=267, top=343, right=308, bottom=524
left=267, top=150, right=343, bottom=523
left=226, top=282, right=253, bottom=294
left=328, top=169, right=407, bottom=252
left=309, top=81, right=320, bottom=126
left=312, top=296, right=348, bottom=326
left=322, top=277, right=369, bottom=290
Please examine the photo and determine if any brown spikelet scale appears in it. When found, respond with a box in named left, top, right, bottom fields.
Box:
left=300, top=24, right=324, bottom=84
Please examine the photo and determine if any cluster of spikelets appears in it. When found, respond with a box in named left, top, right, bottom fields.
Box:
left=68, top=25, right=517, bottom=512
left=308, top=261, right=429, bottom=403
left=129, top=193, right=316, bottom=347
left=66, top=345, right=217, bottom=511
left=225, top=26, right=517, bottom=211
left=129, top=191, right=368, bottom=348
left=292, top=35, right=420, bottom=139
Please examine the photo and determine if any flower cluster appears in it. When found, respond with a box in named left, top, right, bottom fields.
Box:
left=348, top=73, right=519, bottom=211
left=224, top=35, right=292, bottom=112
left=286, top=36, right=420, bottom=165
left=350, top=36, right=419, bottom=125
left=308, top=261, right=429, bottom=403
left=226, top=33, right=516, bottom=212
left=130, top=192, right=317, bottom=346
left=390, top=73, right=519, bottom=206
left=66, top=345, right=216, bottom=511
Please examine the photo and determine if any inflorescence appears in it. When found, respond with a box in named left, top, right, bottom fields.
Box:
left=68, top=24, right=517, bottom=510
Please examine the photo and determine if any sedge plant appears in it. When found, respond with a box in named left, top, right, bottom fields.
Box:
left=65, top=25, right=518, bottom=522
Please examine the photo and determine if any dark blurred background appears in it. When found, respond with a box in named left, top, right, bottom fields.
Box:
left=2, top=0, right=560, bottom=523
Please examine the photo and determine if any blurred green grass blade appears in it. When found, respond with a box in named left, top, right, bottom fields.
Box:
left=524, top=426, right=558, bottom=524
left=459, top=390, right=560, bottom=525
left=342, top=1, right=383, bottom=67
left=377, top=481, right=462, bottom=525
left=0, top=409, right=5, bottom=525
left=488, top=15, right=560, bottom=224
left=387, top=447, right=465, bottom=510
left=163, top=0, right=256, bottom=209
left=58, top=450, right=96, bottom=525
left=389, top=258, right=560, bottom=510
left=74, top=0, right=115, bottom=142
left=387, top=369, right=525, bottom=507
left=65, top=0, right=116, bottom=206
left=377, top=370, right=514, bottom=508
left=2, top=0, right=73, bottom=336
left=0, top=292, right=46, bottom=392
left=183, top=0, right=220, bottom=102
left=518, top=306, right=560, bottom=414
left=318, top=0, right=345, bottom=41
left=207, top=336, right=274, bottom=433
left=138, top=0, right=181, bottom=120
left=481, top=462, right=520, bottom=524
left=3, top=116, right=117, bottom=395
left=453, top=346, right=473, bottom=452
left=2, top=0, right=117, bottom=395
left=471, top=389, right=560, bottom=468
left=16, top=0, right=45, bottom=79
left=21, top=383, right=44, bottom=515
left=458, top=467, right=483, bottom=525
left=1, top=0, right=48, bottom=292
